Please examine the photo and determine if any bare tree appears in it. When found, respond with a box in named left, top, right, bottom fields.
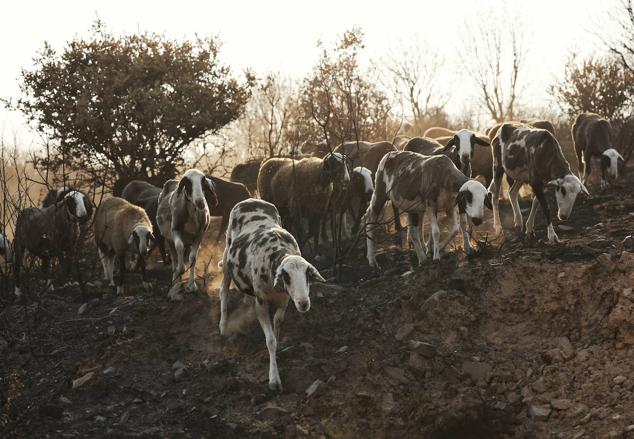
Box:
left=380, top=42, right=448, bottom=125
left=605, top=0, right=634, bottom=73
left=460, top=14, right=526, bottom=123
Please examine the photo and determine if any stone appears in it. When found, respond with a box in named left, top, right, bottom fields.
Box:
left=558, top=336, right=575, bottom=360
left=528, top=403, right=551, bottom=420
left=107, top=326, right=116, bottom=336
left=172, top=360, right=186, bottom=370
left=381, top=393, right=395, bottom=412
left=174, top=368, right=185, bottom=379
left=623, top=288, right=634, bottom=301
left=625, top=424, right=634, bottom=432
left=462, top=361, right=492, bottom=383
left=103, top=367, right=115, bottom=375
left=613, top=375, right=627, bottom=385
left=558, top=225, right=574, bottom=231
left=306, top=379, right=324, bottom=397
left=551, top=399, right=573, bottom=410
left=336, top=346, right=348, bottom=353
left=78, top=303, right=88, bottom=315
left=72, top=372, right=94, bottom=389
left=408, top=340, right=436, bottom=358
left=395, top=324, right=416, bottom=341
left=619, top=251, right=634, bottom=272
left=532, top=377, right=547, bottom=393
left=597, top=253, right=613, bottom=271
left=384, top=367, right=410, bottom=385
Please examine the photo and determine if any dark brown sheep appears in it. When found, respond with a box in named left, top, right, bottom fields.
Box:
left=231, top=158, right=264, bottom=194
left=206, top=176, right=252, bottom=242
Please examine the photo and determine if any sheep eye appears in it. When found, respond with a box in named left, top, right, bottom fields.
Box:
left=560, top=187, right=566, bottom=196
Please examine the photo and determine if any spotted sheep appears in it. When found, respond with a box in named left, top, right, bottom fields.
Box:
left=13, top=190, right=93, bottom=296
left=94, top=197, right=155, bottom=295
left=218, top=198, right=325, bottom=391
left=363, top=151, right=491, bottom=266
left=156, top=169, right=218, bottom=300
left=257, top=153, right=351, bottom=250
left=489, top=123, right=590, bottom=243
left=572, top=112, right=624, bottom=188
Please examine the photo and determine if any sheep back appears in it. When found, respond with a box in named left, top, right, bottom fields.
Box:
left=94, top=197, right=151, bottom=256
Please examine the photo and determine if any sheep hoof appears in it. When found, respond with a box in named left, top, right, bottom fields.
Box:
left=142, top=281, right=152, bottom=292
left=268, top=379, right=283, bottom=392
left=219, top=321, right=227, bottom=336
left=14, top=287, right=22, bottom=297
left=186, top=282, right=198, bottom=293
left=116, top=286, right=124, bottom=296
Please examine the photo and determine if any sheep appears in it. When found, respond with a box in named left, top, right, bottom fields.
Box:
left=156, top=169, right=218, bottom=300
left=345, top=166, right=375, bottom=234
left=487, top=119, right=555, bottom=140
left=13, top=190, right=93, bottom=296
left=41, top=186, right=73, bottom=208
left=94, top=197, right=155, bottom=295
left=257, top=153, right=351, bottom=250
left=403, top=136, right=446, bottom=155
left=363, top=151, right=491, bottom=266
left=488, top=123, right=589, bottom=243
left=442, top=129, right=492, bottom=184
left=121, top=180, right=169, bottom=264
left=206, top=176, right=252, bottom=242
left=218, top=198, right=325, bottom=391
left=572, top=112, right=624, bottom=188
left=231, top=158, right=264, bottom=195
left=423, top=126, right=456, bottom=139
left=333, top=141, right=396, bottom=175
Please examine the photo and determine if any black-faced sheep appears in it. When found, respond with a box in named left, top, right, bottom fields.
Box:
left=94, top=197, right=155, bottom=295
left=572, top=112, right=624, bottom=187
left=156, top=169, right=218, bottom=300
left=13, top=190, right=93, bottom=296
left=218, top=198, right=325, bottom=391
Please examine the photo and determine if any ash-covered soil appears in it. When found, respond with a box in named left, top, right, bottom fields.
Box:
left=2, top=170, right=634, bottom=438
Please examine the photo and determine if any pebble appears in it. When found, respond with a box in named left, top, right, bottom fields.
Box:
left=384, top=366, right=410, bottom=385
left=558, top=336, right=575, bottom=360
left=528, top=403, right=551, bottom=420
left=305, top=379, right=324, bottom=397
left=78, top=303, right=88, bottom=315
left=172, top=361, right=186, bottom=370
left=107, top=326, right=116, bottom=336
left=625, top=424, right=634, bottom=432
left=551, top=398, right=573, bottom=410
left=532, top=377, right=546, bottom=393
left=336, top=346, right=348, bottom=353
left=613, top=375, right=627, bottom=385
left=381, top=393, right=395, bottom=412
left=72, top=372, right=94, bottom=389
left=395, top=324, right=415, bottom=341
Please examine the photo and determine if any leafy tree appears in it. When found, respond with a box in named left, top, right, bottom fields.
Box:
left=549, top=55, right=633, bottom=121
left=13, top=22, right=253, bottom=193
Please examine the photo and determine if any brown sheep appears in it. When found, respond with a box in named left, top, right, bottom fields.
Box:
left=333, top=141, right=397, bottom=175
left=231, top=158, right=264, bottom=194
left=258, top=153, right=351, bottom=250
left=403, top=137, right=446, bottom=155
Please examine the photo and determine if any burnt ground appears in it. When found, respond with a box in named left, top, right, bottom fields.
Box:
left=2, top=169, right=634, bottom=438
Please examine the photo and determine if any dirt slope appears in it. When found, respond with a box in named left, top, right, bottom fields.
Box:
left=2, top=170, right=634, bottom=438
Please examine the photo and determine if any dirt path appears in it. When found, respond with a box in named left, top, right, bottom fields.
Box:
left=2, top=171, right=634, bottom=438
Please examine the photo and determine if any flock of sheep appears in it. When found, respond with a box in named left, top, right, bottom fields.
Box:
left=2, top=111, right=625, bottom=390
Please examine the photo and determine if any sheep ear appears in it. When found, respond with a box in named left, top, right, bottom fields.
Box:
left=484, top=192, right=493, bottom=210
left=83, top=195, right=93, bottom=219
left=473, top=135, right=491, bottom=147
left=177, top=176, right=191, bottom=195
left=454, top=191, right=466, bottom=213
left=273, top=269, right=285, bottom=291
left=204, top=177, right=219, bottom=207
left=128, top=231, right=136, bottom=245
left=308, top=264, right=326, bottom=283
left=579, top=182, right=590, bottom=197
left=546, top=179, right=560, bottom=189
left=445, top=136, right=458, bottom=149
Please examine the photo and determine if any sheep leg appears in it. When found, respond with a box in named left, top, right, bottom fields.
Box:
left=508, top=180, right=523, bottom=232
left=116, top=253, right=126, bottom=296
left=98, top=248, right=109, bottom=281
left=167, top=240, right=177, bottom=273
left=108, top=253, right=116, bottom=287
left=533, top=183, right=559, bottom=244
left=364, top=198, right=388, bottom=269
left=173, top=233, right=185, bottom=281
left=437, top=208, right=460, bottom=253
left=489, top=146, right=504, bottom=234
left=576, top=148, right=585, bottom=181
left=273, top=299, right=289, bottom=342
left=406, top=213, right=426, bottom=265
left=139, top=256, right=152, bottom=292
left=255, top=298, right=282, bottom=391
left=13, top=243, right=23, bottom=297
left=43, top=255, right=54, bottom=291
left=428, top=209, right=441, bottom=261
left=157, top=235, right=169, bottom=266
left=218, top=247, right=232, bottom=336
left=216, top=214, right=228, bottom=243
left=186, top=241, right=201, bottom=293
left=459, top=212, right=473, bottom=255
left=525, top=196, right=540, bottom=238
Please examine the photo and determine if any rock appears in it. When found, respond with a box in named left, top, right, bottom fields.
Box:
left=78, top=303, right=88, bottom=315
left=59, top=396, right=71, bottom=405
left=172, top=360, right=186, bottom=370
left=174, top=368, right=185, bottom=379
left=72, top=371, right=94, bottom=389
left=589, top=238, right=612, bottom=250
left=305, top=379, right=324, bottom=397
left=623, top=235, right=634, bottom=251
left=623, top=288, right=634, bottom=301
left=95, top=415, right=106, bottom=422
left=335, top=346, right=348, bottom=354
left=462, top=361, right=492, bottom=383
left=395, top=324, right=415, bottom=341
left=528, top=403, right=551, bottom=420
left=107, top=325, right=116, bottom=336
left=558, top=224, right=575, bottom=231
left=103, top=367, right=115, bottom=374
left=551, top=398, right=573, bottom=410
left=532, top=377, right=547, bottom=393
left=384, top=366, right=410, bottom=385
left=558, top=336, right=575, bottom=360
left=408, top=340, right=436, bottom=358
left=381, top=393, right=395, bottom=412
left=613, top=375, right=627, bottom=385
left=625, top=424, right=634, bottom=432
left=619, top=251, right=634, bottom=272
left=597, top=253, right=613, bottom=271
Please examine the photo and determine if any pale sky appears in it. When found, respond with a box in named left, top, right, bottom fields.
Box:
left=0, top=0, right=618, bottom=146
